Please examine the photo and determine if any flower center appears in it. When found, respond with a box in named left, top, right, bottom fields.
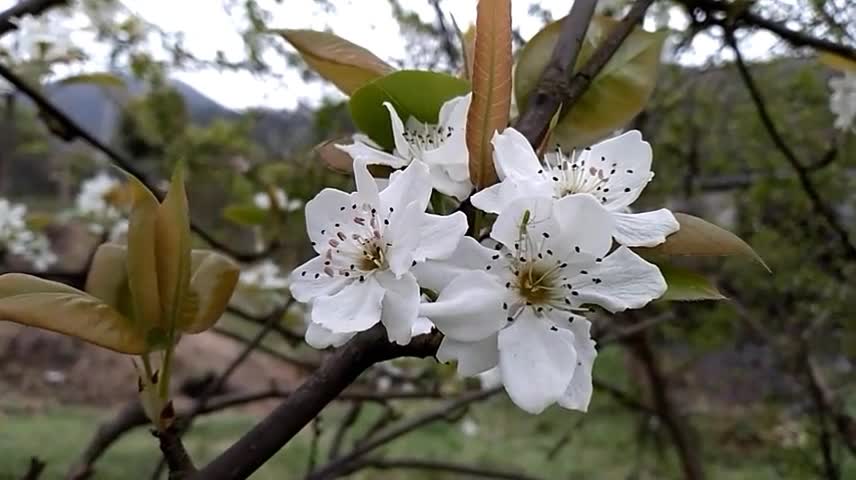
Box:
left=307, top=202, right=398, bottom=281
left=401, top=122, right=454, bottom=156
left=539, top=147, right=622, bottom=204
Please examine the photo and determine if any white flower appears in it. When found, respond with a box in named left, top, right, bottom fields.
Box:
left=75, top=172, right=124, bottom=233
left=0, top=198, right=56, bottom=271
left=416, top=195, right=666, bottom=414
left=829, top=72, right=856, bottom=132
left=290, top=158, right=468, bottom=345
left=240, top=260, right=290, bottom=290
left=253, top=188, right=303, bottom=212
left=11, top=12, right=73, bottom=60
left=338, top=94, right=473, bottom=201
left=471, top=128, right=679, bottom=247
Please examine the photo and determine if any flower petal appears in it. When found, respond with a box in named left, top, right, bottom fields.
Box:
left=438, top=93, right=471, bottom=128
left=557, top=316, right=596, bottom=412
left=353, top=158, right=380, bottom=206
left=337, top=136, right=409, bottom=168
left=379, top=159, right=432, bottom=214
left=437, top=334, right=499, bottom=376
left=498, top=312, right=577, bottom=414
left=411, top=236, right=496, bottom=292
left=385, top=200, right=423, bottom=276
left=384, top=102, right=415, bottom=159
left=305, top=320, right=354, bottom=349
left=612, top=209, right=680, bottom=247
left=471, top=177, right=549, bottom=214
left=289, top=256, right=349, bottom=302
left=569, top=246, right=667, bottom=312
left=418, top=270, right=506, bottom=342
left=554, top=193, right=614, bottom=259
left=377, top=271, right=420, bottom=345
left=426, top=164, right=472, bottom=200
left=305, top=188, right=353, bottom=254
left=588, top=130, right=653, bottom=210
left=491, top=128, right=541, bottom=181
left=413, top=211, right=468, bottom=262
left=490, top=196, right=557, bottom=253
left=312, top=274, right=385, bottom=334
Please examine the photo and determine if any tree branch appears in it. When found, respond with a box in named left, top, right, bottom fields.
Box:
left=153, top=427, right=197, bottom=480
left=0, top=0, right=69, bottom=35
left=308, top=387, right=501, bottom=480
left=679, top=0, right=856, bottom=62
left=188, top=326, right=443, bottom=480
left=513, top=0, right=598, bottom=145
left=727, top=33, right=856, bottom=262
left=19, top=457, right=46, bottom=480
left=358, top=457, right=543, bottom=480
left=0, top=62, right=275, bottom=262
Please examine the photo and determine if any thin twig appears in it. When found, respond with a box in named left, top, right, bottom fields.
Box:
left=358, top=457, right=543, bottom=480
left=0, top=62, right=275, bottom=261
left=727, top=33, right=856, bottom=262
left=328, top=401, right=363, bottom=460
left=19, top=457, right=46, bottom=480
left=308, top=387, right=501, bottom=480
left=0, top=0, right=68, bottom=35
left=153, top=427, right=197, bottom=480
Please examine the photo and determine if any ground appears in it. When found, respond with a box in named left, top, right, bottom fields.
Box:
left=1, top=319, right=854, bottom=479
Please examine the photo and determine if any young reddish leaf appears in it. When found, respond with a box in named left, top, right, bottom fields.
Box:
left=466, top=0, right=512, bottom=190
left=277, top=29, right=395, bottom=95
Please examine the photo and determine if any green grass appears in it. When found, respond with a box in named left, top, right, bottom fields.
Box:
left=1, top=348, right=852, bottom=479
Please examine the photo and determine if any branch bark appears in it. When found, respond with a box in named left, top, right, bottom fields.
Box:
left=0, top=0, right=69, bottom=35
left=513, top=0, right=597, bottom=146
left=358, top=457, right=543, bottom=480
left=188, top=325, right=442, bottom=480
left=727, top=33, right=856, bottom=262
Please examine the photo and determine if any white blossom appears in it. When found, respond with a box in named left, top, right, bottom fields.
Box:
left=338, top=94, right=473, bottom=201
left=290, top=158, right=468, bottom=345
left=0, top=198, right=56, bottom=271
left=11, top=12, right=73, bottom=60
left=416, top=195, right=666, bottom=414
left=829, top=72, right=856, bottom=132
left=240, top=260, right=290, bottom=290
left=472, top=128, right=679, bottom=247
left=253, top=188, right=303, bottom=212
left=75, top=171, right=124, bottom=234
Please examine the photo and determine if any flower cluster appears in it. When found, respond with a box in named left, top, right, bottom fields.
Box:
left=10, top=12, right=74, bottom=61
left=74, top=171, right=128, bottom=238
left=0, top=198, right=57, bottom=271
left=829, top=71, right=856, bottom=132
left=291, top=94, right=676, bottom=414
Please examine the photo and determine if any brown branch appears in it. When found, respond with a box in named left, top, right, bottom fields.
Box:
left=19, top=457, right=46, bottom=480
left=679, top=0, right=856, bottom=62
left=308, top=387, right=501, bottom=480
left=624, top=331, right=705, bottom=480
left=727, top=33, right=856, bottom=262
left=188, top=326, right=443, bottom=480
left=358, top=457, right=543, bottom=480
left=513, top=0, right=597, bottom=145
left=211, top=325, right=320, bottom=372
left=802, top=352, right=840, bottom=480
left=0, top=0, right=69, bottom=35
left=0, top=62, right=275, bottom=262
left=328, top=401, right=363, bottom=460
left=153, top=427, right=197, bottom=480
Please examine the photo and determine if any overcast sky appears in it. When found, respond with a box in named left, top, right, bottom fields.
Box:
left=0, top=0, right=778, bottom=111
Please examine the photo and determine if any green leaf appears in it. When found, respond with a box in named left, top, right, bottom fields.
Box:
left=0, top=274, right=147, bottom=354
left=657, top=264, right=726, bottom=302
left=57, top=72, right=126, bottom=89
left=275, top=29, right=395, bottom=95
left=184, top=250, right=240, bottom=333
left=125, top=174, right=162, bottom=328
left=642, top=213, right=770, bottom=271
left=515, top=15, right=666, bottom=147
left=349, top=70, right=471, bottom=150
left=85, top=243, right=134, bottom=319
left=223, top=204, right=270, bottom=226
left=155, top=166, right=193, bottom=330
